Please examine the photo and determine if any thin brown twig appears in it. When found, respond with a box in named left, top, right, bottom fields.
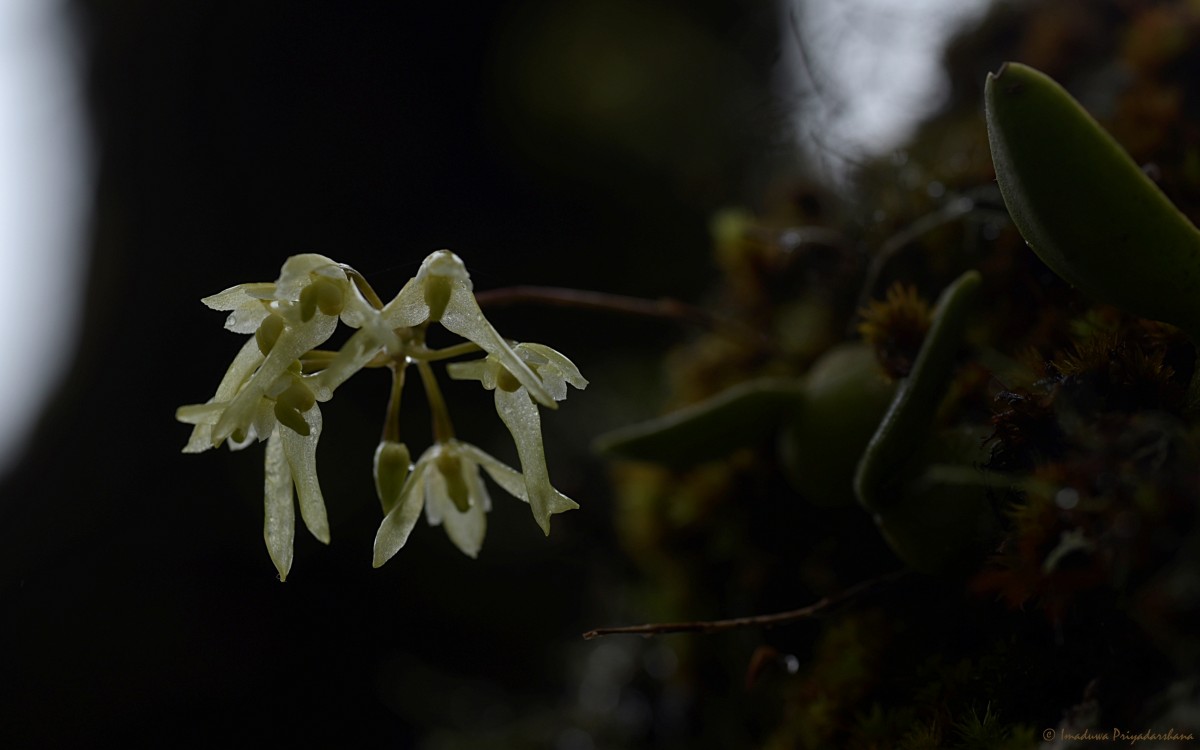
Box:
left=473, top=286, right=769, bottom=347
left=475, top=286, right=708, bottom=324
left=582, top=569, right=910, bottom=640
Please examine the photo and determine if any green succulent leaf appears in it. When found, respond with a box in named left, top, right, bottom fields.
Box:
left=854, top=270, right=982, bottom=515
left=593, top=377, right=804, bottom=467
left=985, top=62, right=1200, bottom=340
left=777, top=343, right=895, bottom=507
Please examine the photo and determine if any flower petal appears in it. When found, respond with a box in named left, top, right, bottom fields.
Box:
left=435, top=455, right=488, bottom=558
left=180, top=337, right=265, bottom=453
left=249, top=397, right=276, bottom=446
left=458, top=443, right=526, bottom=498
left=389, top=248, right=472, bottom=315
left=459, top=438, right=579, bottom=524
left=279, top=405, right=329, bottom=544
left=274, top=254, right=341, bottom=301
left=423, top=464, right=449, bottom=527
left=202, top=283, right=275, bottom=333
left=438, top=282, right=555, bottom=407
left=339, top=274, right=402, bottom=347
left=372, top=454, right=433, bottom=567
left=176, top=402, right=225, bottom=426
left=263, top=429, right=295, bottom=581
left=494, top=388, right=579, bottom=534
left=312, top=327, right=386, bottom=401
left=445, top=358, right=491, bottom=386
left=518, top=343, right=588, bottom=400
left=202, top=282, right=275, bottom=311
left=212, top=314, right=337, bottom=442
left=380, top=276, right=428, bottom=329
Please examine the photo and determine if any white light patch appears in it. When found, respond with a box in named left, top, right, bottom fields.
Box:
left=0, top=1, right=89, bottom=476
left=779, top=0, right=994, bottom=177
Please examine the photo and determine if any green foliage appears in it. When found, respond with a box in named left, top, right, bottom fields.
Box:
left=986, top=62, right=1200, bottom=341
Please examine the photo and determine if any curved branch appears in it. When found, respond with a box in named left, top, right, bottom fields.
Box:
left=474, top=286, right=768, bottom=346
left=582, top=569, right=909, bottom=639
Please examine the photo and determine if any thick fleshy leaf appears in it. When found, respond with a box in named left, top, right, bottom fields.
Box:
left=986, top=63, right=1200, bottom=341
left=263, top=429, right=295, bottom=581
left=495, top=388, right=571, bottom=534
left=855, top=270, right=981, bottom=515
left=280, top=405, right=329, bottom=544
left=372, top=452, right=434, bottom=567
left=593, top=377, right=804, bottom=466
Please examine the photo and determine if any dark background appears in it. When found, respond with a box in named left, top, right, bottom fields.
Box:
left=0, top=1, right=784, bottom=745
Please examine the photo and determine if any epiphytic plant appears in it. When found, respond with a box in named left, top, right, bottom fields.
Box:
left=598, top=269, right=1001, bottom=574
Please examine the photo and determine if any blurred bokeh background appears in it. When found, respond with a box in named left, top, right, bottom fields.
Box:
left=4, top=0, right=1199, bottom=747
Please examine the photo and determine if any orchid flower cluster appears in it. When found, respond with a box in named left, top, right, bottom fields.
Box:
left=176, top=250, right=586, bottom=580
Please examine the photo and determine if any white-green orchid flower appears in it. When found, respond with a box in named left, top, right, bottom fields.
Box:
left=184, top=254, right=346, bottom=444
left=261, top=407, right=329, bottom=580
left=311, top=265, right=404, bottom=401
left=381, top=250, right=556, bottom=407
left=447, top=343, right=586, bottom=534
left=181, top=249, right=589, bottom=578
left=177, top=255, right=349, bottom=575
left=177, top=368, right=330, bottom=581
left=373, top=439, right=559, bottom=565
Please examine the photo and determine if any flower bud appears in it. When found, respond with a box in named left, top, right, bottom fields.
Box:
left=373, top=440, right=412, bottom=513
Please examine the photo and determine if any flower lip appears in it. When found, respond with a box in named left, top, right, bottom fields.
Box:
left=372, top=438, right=579, bottom=567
